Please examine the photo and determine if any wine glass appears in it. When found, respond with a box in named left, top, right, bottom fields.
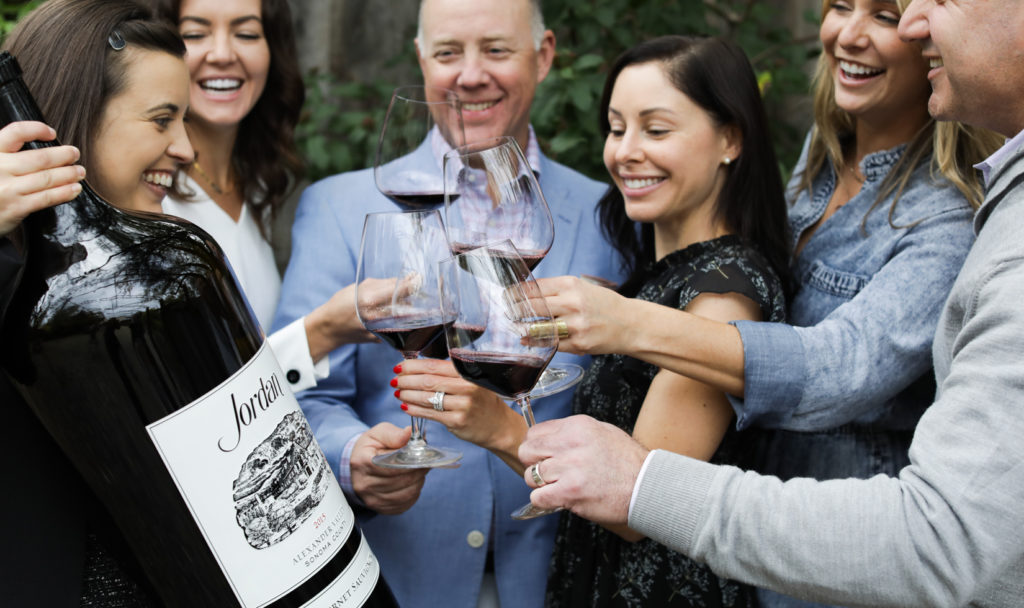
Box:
left=438, top=241, right=561, bottom=519
left=442, top=136, right=582, bottom=398
left=356, top=209, right=462, bottom=469
left=375, top=85, right=464, bottom=208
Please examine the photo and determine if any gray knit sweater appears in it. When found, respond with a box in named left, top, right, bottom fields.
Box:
left=629, top=140, right=1024, bottom=607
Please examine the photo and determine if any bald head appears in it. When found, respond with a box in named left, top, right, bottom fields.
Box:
left=417, top=0, right=547, bottom=51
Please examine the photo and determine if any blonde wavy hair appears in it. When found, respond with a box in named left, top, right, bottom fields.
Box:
left=796, top=0, right=1002, bottom=218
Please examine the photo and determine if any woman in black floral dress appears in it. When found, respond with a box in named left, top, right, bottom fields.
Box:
left=393, top=34, right=790, bottom=608
left=542, top=36, right=790, bottom=607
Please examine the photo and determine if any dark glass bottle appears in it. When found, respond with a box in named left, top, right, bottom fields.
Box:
left=0, top=52, right=398, bottom=608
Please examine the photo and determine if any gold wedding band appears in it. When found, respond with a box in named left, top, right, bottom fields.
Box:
left=527, top=320, right=570, bottom=340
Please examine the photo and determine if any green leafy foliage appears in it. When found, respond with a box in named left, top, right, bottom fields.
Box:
left=0, top=0, right=42, bottom=41
left=295, top=72, right=396, bottom=180
left=3, top=0, right=818, bottom=186
left=297, top=1, right=819, bottom=184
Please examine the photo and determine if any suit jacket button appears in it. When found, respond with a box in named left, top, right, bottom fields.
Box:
left=286, top=369, right=301, bottom=384
left=466, top=530, right=485, bottom=548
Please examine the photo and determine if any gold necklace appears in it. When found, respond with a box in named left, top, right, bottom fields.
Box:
left=191, top=159, right=234, bottom=196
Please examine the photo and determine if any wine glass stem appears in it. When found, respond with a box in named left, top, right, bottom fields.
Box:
left=405, top=355, right=427, bottom=444
left=516, top=395, right=536, bottom=427
left=409, top=414, right=427, bottom=443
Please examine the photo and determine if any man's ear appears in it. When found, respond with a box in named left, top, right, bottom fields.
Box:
left=535, top=30, right=556, bottom=84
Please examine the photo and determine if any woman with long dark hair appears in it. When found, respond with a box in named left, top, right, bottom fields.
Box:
left=151, top=0, right=303, bottom=326
left=541, top=35, right=786, bottom=607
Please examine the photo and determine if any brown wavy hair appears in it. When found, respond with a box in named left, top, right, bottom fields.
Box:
left=149, top=0, right=306, bottom=229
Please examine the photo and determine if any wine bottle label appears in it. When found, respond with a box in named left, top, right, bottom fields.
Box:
left=147, top=342, right=379, bottom=607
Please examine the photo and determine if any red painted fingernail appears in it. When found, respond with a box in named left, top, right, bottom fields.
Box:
left=394, top=389, right=401, bottom=398
left=389, top=378, right=398, bottom=388
left=400, top=403, right=409, bottom=411
left=393, top=364, right=402, bottom=373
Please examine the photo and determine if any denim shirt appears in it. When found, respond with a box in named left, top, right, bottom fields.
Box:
left=730, top=137, right=976, bottom=432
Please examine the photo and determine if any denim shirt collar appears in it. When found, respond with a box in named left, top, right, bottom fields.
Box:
left=788, top=143, right=908, bottom=248
left=857, top=144, right=907, bottom=182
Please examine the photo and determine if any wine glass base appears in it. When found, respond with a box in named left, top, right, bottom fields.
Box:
left=511, top=502, right=562, bottom=520
left=528, top=363, right=584, bottom=399
left=372, top=443, right=462, bottom=469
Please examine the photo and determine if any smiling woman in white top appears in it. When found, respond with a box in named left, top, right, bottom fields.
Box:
left=152, top=0, right=372, bottom=390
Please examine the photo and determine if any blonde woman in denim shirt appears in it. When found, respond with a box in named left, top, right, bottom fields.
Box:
left=537, top=2, right=1000, bottom=605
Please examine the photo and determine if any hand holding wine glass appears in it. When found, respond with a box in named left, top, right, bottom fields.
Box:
left=438, top=241, right=562, bottom=519
left=375, top=86, right=464, bottom=208
left=443, top=136, right=581, bottom=398
left=356, top=209, right=461, bottom=468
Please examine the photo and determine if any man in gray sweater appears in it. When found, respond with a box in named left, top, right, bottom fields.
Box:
left=517, top=1, right=1024, bottom=606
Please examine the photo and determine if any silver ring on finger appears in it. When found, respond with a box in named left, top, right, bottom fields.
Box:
left=429, top=390, right=446, bottom=412
left=530, top=461, right=548, bottom=487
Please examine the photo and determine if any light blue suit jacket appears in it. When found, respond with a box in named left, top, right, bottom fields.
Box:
left=272, top=139, right=624, bottom=608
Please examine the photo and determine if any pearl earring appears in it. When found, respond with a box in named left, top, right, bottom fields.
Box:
left=722, top=157, right=731, bottom=165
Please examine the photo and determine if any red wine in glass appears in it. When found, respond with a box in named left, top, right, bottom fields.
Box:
left=381, top=192, right=458, bottom=209
left=452, top=242, right=545, bottom=271
left=363, top=317, right=445, bottom=357
left=420, top=321, right=486, bottom=360
left=418, top=334, right=450, bottom=360
left=450, top=244, right=546, bottom=284
left=442, top=137, right=553, bottom=268
left=450, top=350, right=548, bottom=398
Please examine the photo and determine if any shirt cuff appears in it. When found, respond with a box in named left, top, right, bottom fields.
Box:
left=268, top=316, right=326, bottom=392
left=338, top=433, right=366, bottom=507
left=627, top=449, right=657, bottom=522
left=729, top=320, right=806, bottom=429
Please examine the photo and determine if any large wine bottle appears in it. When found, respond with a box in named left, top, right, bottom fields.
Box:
left=0, top=51, right=398, bottom=608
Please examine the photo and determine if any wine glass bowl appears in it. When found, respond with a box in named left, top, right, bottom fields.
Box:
left=356, top=209, right=462, bottom=469
left=442, top=136, right=554, bottom=266
left=375, top=86, right=464, bottom=208
left=438, top=242, right=561, bottom=518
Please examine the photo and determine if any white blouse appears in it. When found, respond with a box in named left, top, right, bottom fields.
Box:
left=162, top=176, right=326, bottom=391
left=162, top=175, right=280, bottom=327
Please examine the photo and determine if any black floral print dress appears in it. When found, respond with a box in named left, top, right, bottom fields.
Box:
left=545, top=235, right=786, bottom=608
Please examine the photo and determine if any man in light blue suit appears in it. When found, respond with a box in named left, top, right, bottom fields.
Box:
left=271, top=0, right=625, bottom=606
